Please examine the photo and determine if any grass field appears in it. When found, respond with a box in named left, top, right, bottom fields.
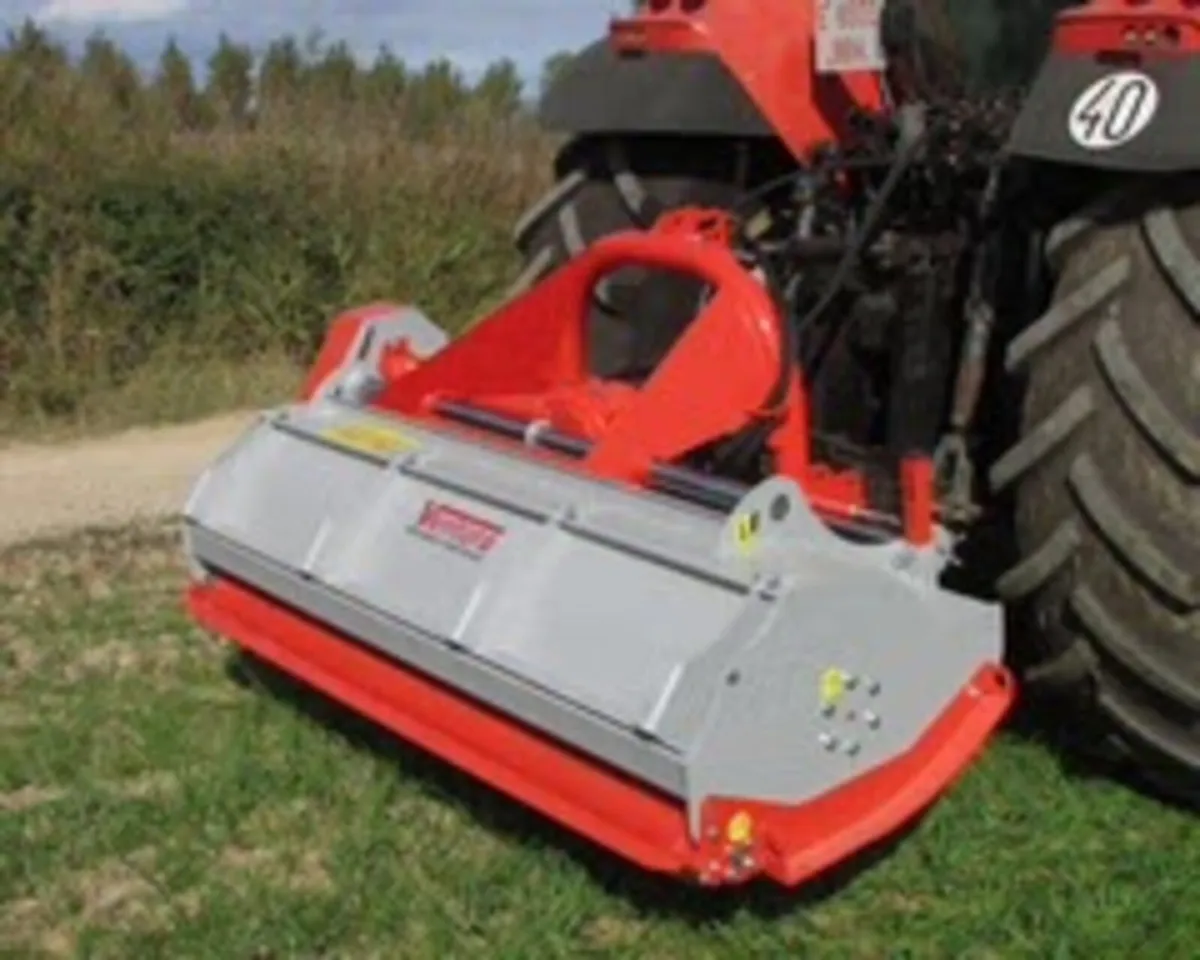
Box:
left=2, top=524, right=1198, bottom=958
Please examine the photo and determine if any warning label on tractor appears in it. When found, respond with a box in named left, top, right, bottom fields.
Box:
left=409, top=500, right=505, bottom=560
left=815, top=0, right=884, bottom=75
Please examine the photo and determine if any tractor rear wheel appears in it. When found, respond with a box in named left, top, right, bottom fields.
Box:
left=510, top=134, right=767, bottom=379
left=992, top=179, right=1200, bottom=798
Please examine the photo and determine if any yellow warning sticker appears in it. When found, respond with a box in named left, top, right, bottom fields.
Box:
left=819, top=667, right=848, bottom=708
left=732, top=510, right=761, bottom=555
left=726, top=810, right=754, bottom=846
left=320, top=421, right=417, bottom=458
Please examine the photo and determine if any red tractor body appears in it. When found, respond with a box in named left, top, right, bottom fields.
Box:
left=607, top=0, right=887, bottom=161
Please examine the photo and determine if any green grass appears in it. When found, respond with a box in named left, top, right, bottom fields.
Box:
left=2, top=525, right=1197, bottom=958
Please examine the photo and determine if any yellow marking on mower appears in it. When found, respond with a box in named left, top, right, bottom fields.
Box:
left=819, top=667, right=848, bottom=708
left=726, top=810, right=754, bottom=846
left=733, top=510, right=762, bottom=555
left=320, top=422, right=417, bottom=458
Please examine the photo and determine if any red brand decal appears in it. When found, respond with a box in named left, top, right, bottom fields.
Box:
left=411, top=501, right=505, bottom=558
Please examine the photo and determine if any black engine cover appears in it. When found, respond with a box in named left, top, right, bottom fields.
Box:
left=538, top=39, right=774, bottom=139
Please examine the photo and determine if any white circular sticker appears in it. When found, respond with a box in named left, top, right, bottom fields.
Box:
left=1068, top=71, right=1160, bottom=150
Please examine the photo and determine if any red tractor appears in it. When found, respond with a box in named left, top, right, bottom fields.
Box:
left=512, top=0, right=1199, bottom=799
left=181, top=0, right=1198, bottom=887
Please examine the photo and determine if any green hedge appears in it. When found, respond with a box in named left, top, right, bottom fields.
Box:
left=0, top=130, right=550, bottom=418
left=0, top=23, right=556, bottom=423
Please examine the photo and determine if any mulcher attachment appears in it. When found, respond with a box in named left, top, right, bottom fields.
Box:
left=183, top=222, right=1014, bottom=888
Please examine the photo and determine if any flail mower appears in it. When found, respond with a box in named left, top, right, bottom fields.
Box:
left=182, top=0, right=1199, bottom=888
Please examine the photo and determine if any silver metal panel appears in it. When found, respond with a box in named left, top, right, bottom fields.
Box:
left=189, top=525, right=687, bottom=797
left=183, top=397, right=1005, bottom=840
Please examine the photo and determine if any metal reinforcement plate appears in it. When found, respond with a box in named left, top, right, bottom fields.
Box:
left=183, top=399, right=1004, bottom=834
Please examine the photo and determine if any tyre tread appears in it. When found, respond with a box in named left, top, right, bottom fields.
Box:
left=1143, top=206, right=1200, bottom=317
left=1094, top=314, right=1200, bottom=481
left=512, top=169, right=586, bottom=246
left=1005, top=256, right=1131, bottom=373
left=995, top=520, right=1080, bottom=600
left=1068, top=452, right=1198, bottom=610
left=989, top=384, right=1094, bottom=491
left=996, top=180, right=1200, bottom=797
left=1071, top=585, right=1200, bottom=712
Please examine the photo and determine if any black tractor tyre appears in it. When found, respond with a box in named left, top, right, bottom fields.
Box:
left=509, top=134, right=763, bottom=379
left=991, top=179, right=1200, bottom=799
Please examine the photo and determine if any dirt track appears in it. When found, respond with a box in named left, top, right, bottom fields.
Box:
left=0, top=413, right=256, bottom=550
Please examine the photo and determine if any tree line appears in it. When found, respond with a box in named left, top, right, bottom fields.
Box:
left=0, top=19, right=581, bottom=137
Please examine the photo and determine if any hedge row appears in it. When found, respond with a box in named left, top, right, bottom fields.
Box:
left=1, top=131, right=553, bottom=419
left=0, top=34, right=554, bottom=420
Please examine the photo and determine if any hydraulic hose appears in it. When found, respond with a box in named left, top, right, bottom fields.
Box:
left=802, top=102, right=930, bottom=376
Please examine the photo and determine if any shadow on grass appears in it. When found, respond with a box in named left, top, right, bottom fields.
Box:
left=224, top=650, right=921, bottom=924
left=998, top=680, right=1200, bottom=817
left=941, top=516, right=1200, bottom=818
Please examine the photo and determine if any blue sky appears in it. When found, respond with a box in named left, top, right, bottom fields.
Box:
left=1, top=0, right=617, bottom=84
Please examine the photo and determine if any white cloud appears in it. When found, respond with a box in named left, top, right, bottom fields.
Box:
left=34, top=0, right=188, bottom=24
